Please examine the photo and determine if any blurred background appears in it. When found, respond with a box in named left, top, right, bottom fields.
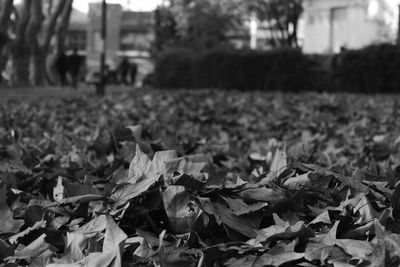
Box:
left=2, top=0, right=400, bottom=92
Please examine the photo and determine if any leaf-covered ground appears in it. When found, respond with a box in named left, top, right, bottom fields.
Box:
left=1, top=89, right=400, bottom=266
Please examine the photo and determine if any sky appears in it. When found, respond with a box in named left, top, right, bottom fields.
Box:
left=73, top=0, right=163, bottom=13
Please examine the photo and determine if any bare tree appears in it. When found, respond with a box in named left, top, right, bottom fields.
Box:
left=5, top=0, right=74, bottom=86
left=26, top=0, right=45, bottom=85
left=248, top=0, right=303, bottom=48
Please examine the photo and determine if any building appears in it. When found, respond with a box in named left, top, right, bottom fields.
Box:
left=120, top=11, right=155, bottom=52
left=66, top=9, right=88, bottom=52
left=65, top=3, right=155, bottom=84
left=86, top=3, right=155, bottom=70
left=302, top=0, right=395, bottom=54
left=228, top=17, right=279, bottom=50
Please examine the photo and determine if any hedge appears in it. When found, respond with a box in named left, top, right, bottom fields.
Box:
left=333, top=44, right=400, bottom=93
left=154, top=48, right=195, bottom=88
left=154, top=44, right=400, bottom=93
left=155, top=48, right=307, bottom=91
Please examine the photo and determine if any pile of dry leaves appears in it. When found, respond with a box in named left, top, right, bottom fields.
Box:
left=1, top=90, right=400, bottom=266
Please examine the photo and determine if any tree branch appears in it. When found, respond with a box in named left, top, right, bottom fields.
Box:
left=42, top=0, right=68, bottom=52
left=14, top=0, right=31, bottom=49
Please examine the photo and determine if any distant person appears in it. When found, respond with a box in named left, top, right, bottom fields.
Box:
left=108, top=63, right=118, bottom=84
left=118, top=58, right=130, bottom=85
left=332, top=45, right=347, bottom=89
left=68, top=48, right=82, bottom=89
left=130, top=62, right=138, bottom=86
left=55, top=52, right=68, bottom=87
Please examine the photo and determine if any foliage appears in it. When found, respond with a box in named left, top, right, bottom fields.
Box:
left=193, top=48, right=306, bottom=90
left=155, top=44, right=400, bottom=92
left=247, top=0, right=303, bottom=48
left=155, top=0, right=241, bottom=53
left=155, top=0, right=304, bottom=52
left=154, top=48, right=195, bottom=88
left=1, top=89, right=400, bottom=266
left=155, top=48, right=306, bottom=90
left=333, top=44, right=400, bottom=93
left=154, top=7, right=179, bottom=53
left=183, top=0, right=240, bottom=51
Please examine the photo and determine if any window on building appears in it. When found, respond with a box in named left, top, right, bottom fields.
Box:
left=332, top=7, right=347, bottom=21
left=67, top=31, right=87, bottom=50
left=120, top=32, right=136, bottom=51
left=120, top=31, right=152, bottom=51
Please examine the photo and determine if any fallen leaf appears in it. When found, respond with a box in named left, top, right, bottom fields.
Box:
left=270, top=146, right=287, bottom=178
left=283, top=172, right=311, bottom=190
left=161, top=185, right=200, bottom=233
left=112, top=146, right=177, bottom=205
left=198, top=198, right=258, bottom=238
left=0, top=183, right=24, bottom=234
left=305, top=243, right=350, bottom=264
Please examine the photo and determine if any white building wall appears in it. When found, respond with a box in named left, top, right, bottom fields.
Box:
left=346, top=7, right=383, bottom=49
left=302, top=0, right=393, bottom=54
left=302, top=7, right=331, bottom=53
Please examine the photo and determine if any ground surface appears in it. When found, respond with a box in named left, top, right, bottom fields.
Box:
left=1, top=88, right=400, bottom=266
left=0, top=85, right=135, bottom=102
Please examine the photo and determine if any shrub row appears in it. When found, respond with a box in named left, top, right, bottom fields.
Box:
left=154, top=44, right=400, bottom=93
left=333, top=44, right=400, bottom=92
left=154, top=48, right=307, bottom=91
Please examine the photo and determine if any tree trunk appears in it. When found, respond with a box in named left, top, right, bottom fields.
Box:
left=0, top=0, right=14, bottom=53
left=8, top=0, right=74, bottom=86
left=42, top=0, right=68, bottom=53
left=26, top=0, right=45, bottom=85
left=37, top=0, right=66, bottom=85
left=10, top=0, right=31, bottom=86
left=46, top=0, right=54, bottom=16
left=0, top=0, right=14, bottom=82
left=46, top=0, right=73, bottom=84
